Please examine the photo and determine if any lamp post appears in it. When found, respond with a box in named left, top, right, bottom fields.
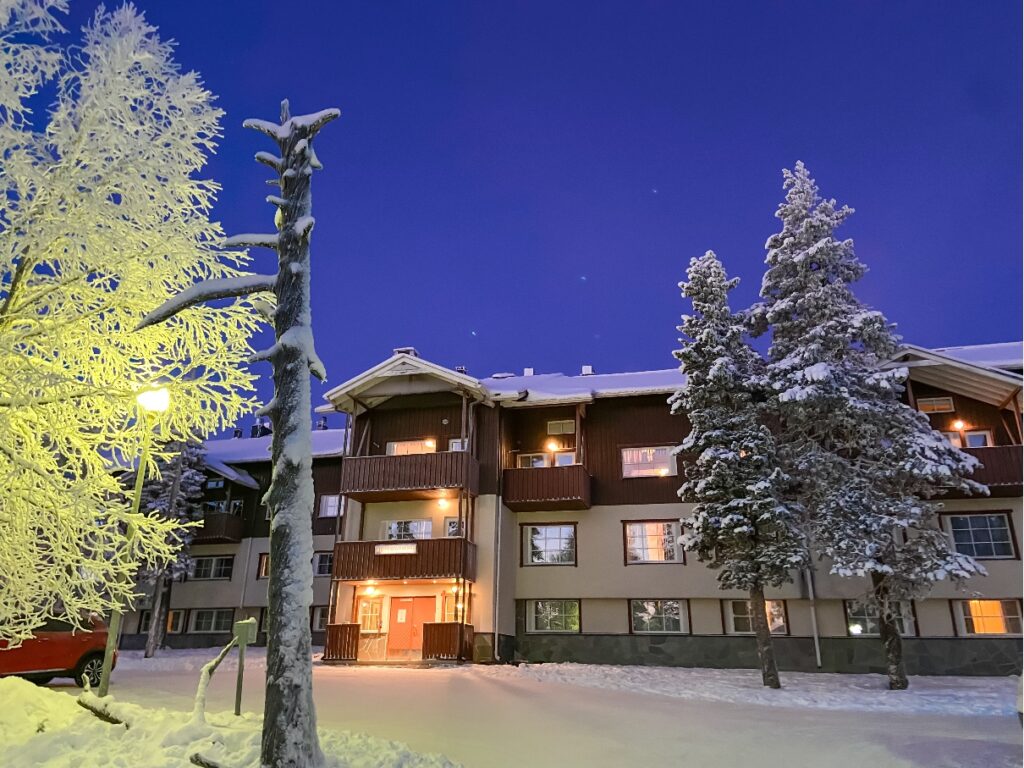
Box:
left=97, top=386, right=170, bottom=697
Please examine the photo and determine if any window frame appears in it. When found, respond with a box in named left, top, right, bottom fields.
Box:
left=190, top=608, right=235, bottom=634
left=380, top=519, right=433, bottom=540
left=842, top=599, right=918, bottom=637
left=963, top=429, right=994, bottom=449
left=317, top=494, right=342, bottom=518
left=385, top=438, right=437, bottom=456
left=516, top=451, right=576, bottom=469
left=546, top=419, right=576, bottom=435
left=520, top=522, right=578, bottom=567
left=620, top=445, right=678, bottom=479
left=256, top=553, right=270, bottom=579
left=622, top=519, right=685, bottom=565
left=448, top=438, right=468, bottom=452
left=444, top=517, right=465, bottom=538
left=356, top=596, right=384, bottom=634
left=311, top=606, right=330, bottom=632
left=952, top=599, right=1023, bottom=637
left=916, top=396, right=955, bottom=414
left=442, top=591, right=470, bottom=623
left=313, top=551, right=334, bottom=577
left=628, top=598, right=690, bottom=635
left=942, top=511, right=1019, bottom=560
left=722, top=599, right=789, bottom=636
left=190, top=555, right=234, bottom=581
left=526, top=599, right=581, bottom=634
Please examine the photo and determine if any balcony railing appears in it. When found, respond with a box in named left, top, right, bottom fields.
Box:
left=322, top=623, right=360, bottom=662
left=963, top=445, right=1023, bottom=492
left=502, top=464, right=592, bottom=511
left=422, top=622, right=474, bottom=661
left=192, top=511, right=244, bottom=543
left=333, top=537, right=476, bottom=581
left=339, top=451, right=480, bottom=502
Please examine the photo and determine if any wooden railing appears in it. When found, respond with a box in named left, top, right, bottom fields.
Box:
left=502, top=464, right=592, bottom=511
left=333, top=537, right=476, bottom=581
left=422, top=622, right=474, bottom=661
left=192, top=511, right=244, bottom=543
left=339, top=452, right=480, bottom=501
left=322, top=623, right=360, bottom=662
left=964, top=445, right=1023, bottom=489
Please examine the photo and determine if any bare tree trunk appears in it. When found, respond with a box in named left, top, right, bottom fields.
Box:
left=749, top=585, right=781, bottom=689
left=871, top=573, right=908, bottom=690
left=144, top=570, right=166, bottom=657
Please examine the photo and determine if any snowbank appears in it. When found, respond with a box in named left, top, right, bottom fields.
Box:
left=0, top=676, right=457, bottom=768
left=470, top=662, right=1018, bottom=717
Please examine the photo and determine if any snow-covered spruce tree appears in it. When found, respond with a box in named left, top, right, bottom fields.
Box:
left=140, top=100, right=338, bottom=768
left=753, top=162, right=986, bottom=689
left=671, top=251, right=807, bottom=689
left=121, top=441, right=206, bottom=657
left=0, top=3, right=261, bottom=646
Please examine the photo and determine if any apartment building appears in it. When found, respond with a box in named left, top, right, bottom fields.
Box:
left=318, top=342, right=1022, bottom=675
left=121, top=425, right=347, bottom=650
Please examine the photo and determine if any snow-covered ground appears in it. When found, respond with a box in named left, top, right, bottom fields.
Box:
left=13, top=649, right=1021, bottom=768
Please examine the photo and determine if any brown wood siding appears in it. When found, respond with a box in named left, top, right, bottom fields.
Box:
left=312, top=458, right=345, bottom=536
left=192, top=511, right=244, bottom=543
left=504, top=405, right=578, bottom=457
left=586, top=395, right=689, bottom=506
left=322, top=623, right=359, bottom=662
left=912, top=382, right=1019, bottom=445
left=356, top=393, right=465, bottom=457
left=476, top=405, right=501, bottom=495
left=237, top=458, right=343, bottom=539
left=422, top=622, right=474, bottom=660
left=502, top=465, right=592, bottom=511
left=339, top=452, right=479, bottom=500
left=333, top=537, right=476, bottom=581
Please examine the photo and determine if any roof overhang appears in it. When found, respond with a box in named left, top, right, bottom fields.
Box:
left=884, top=345, right=1023, bottom=410
left=319, top=353, right=490, bottom=414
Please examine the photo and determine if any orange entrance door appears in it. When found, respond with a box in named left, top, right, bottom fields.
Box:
left=386, top=597, right=435, bottom=658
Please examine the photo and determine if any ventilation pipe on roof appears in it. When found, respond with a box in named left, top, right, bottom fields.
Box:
left=581, top=364, right=594, bottom=376
left=232, top=427, right=243, bottom=439
left=455, top=365, right=467, bottom=374
left=393, top=346, right=419, bottom=357
left=523, top=367, right=534, bottom=376
left=316, top=416, right=329, bottom=431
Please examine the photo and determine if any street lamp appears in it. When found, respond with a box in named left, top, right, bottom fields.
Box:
left=97, top=386, right=170, bottom=696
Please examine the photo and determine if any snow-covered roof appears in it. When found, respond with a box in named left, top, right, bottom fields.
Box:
left=204, top=458, right=260, bottom=490
left=931, top=342, right=1022, bottom=372
left=479, top=369, right=682, bottom=406
left=887, top=345, right=1023, bottom=410
left=203, top=428, right=348, bottom=465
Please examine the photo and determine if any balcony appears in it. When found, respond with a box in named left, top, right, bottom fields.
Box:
left=339, top=452, right=479, bottom=502
left=963, top=445, right=1023, bottom=495
left=333, top=537, right=477, bottom=581
left=502, top=464, right=592, bottom=511
left=192, top=511, right=243, bottom=543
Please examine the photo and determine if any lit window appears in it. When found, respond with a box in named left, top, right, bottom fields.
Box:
left=964, top=430, right=993, bottom=448
left=724, top=599, right=787, bottom=635
left=517, top=451, right=575, bottom=468
left=191, top=609, right=234, bottom=633
left=205, top=478, right=225, bottom=489
left=941, top=431, right=963, bottom=448
left=386, top=439, right=436, bottom=455
left=630, top=599, right=688, bottom=634
left=448, top=438, right=467, bottom=452
left=167, top=610, right=184, bottom=634
left=917, top=397, right=955, bottom=413
left=547, top=420, right=576, bottom=435
left=256, top=553, right=270, bottom=579
left=527, top=599, right=580, bottom=633
left=381, top=519, right=432, bottom=540
left=443, top=591, right=470, bottom=623
left=955, top=600, right=1022, bottom=635
left=621, top=446, right=677, bottom=478
left=357, top=597, right=383, bottom=632
left=191, top=556, right=233, bottom=580
left=624, top=521, right=682, bottom=563
left=947, top=514, right=1015, bottom=559
left=844, top=599, right=916, bottom=636
left=313, top=552, right=334, bottom=577
left=311, top=606, right=330, bottom=632
left=318, top=494, right=342, bottom=518
left=204, top=500, right=228, bottom=514
left=523, top=524, right=576, bottom=565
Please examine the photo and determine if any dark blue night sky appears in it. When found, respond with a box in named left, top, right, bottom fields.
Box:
left=65, top=2, right=1024, bottom=416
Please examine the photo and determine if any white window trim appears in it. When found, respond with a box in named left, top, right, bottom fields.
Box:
left=916, top=396, right=955, bottom=413
left=624, top=521, right=683, bottom=564
left=629, top=599, right=689, bottom=634
left=526, top=599, right=581, bottom=634
left=843, top=599, right=916, bottom=637
left=380, top=519, right=433, bottom=540
left=621, top=446, right=677, bottom=478
left=189, top=608, right=235, bottom=634
left=313, top=551, right=334, bottom=577
left=256, top=553, right=270, bottom=579
left=386, top=438, right=437, bottom=455
left=963, top=429, right=994, bottom=448
left=191, top=555, right=234, bottom=581
left=547, top=419, right=576, bottom=435
left=318, top=494, right=342, bottom=518
left=356, top=595, right=385, bottom=634
left=953, top=599, right=1023, bottom=637
left=311, top=606, right=330, bottom=632
left=448, top=438, right=468, bottom=452
left=522, top=524, right=577, bottom=566
left=723, top=599, right=788, bottom=635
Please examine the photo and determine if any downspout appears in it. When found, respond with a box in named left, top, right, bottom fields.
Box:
left=491, top=407, right=503, bottom=662
left=804, top=567, right=822, bottom=668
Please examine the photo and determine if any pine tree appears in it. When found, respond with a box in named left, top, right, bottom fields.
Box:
left=121, top=441, right=206, bottom=656
left=755, top=163, right=986, bottom=689
left=672, top=251, right=807, bottom=689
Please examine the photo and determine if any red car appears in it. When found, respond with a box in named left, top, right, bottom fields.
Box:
left=0, top=615, right=115, bottom=687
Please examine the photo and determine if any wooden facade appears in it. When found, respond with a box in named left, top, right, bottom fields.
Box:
left=339, top=451, right=480, bottom=501
left=962, top=445, right=1023, bottom=494
left=333, top=536, right=477, bottom=581
left=322, top=623, right=360, bottom=662
left=502, top=465, right=592, bottom=511
left=422, top=622, right=475, bottom=661
left=192, top=510, right=244, bottom=543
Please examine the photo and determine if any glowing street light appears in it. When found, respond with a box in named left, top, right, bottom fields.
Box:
left=135, top=386, right=170, bottom=413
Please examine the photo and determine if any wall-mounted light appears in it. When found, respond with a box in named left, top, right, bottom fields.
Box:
left=424, top=438, right=436, bottom=449
left=437, top=497, right=449, bottom=509
left=545, top=439, right=559, bottom=452
left=952, top=419, right=966, bottom=431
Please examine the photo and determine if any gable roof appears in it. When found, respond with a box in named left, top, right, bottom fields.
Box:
left=886, top=345, right=1023, bottom=410
left=480, top=369, right=682, bottom=406
left=932, top=342, right=1022, bottom=372
left=204, top=428, right=348, bottom=465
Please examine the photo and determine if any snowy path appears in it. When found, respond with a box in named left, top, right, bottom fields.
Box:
left=51, top=651, right=1020, bottom=768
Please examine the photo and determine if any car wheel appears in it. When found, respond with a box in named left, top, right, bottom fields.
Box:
left=74, top=654, right=104, bottom=688
left=30, top=675, right=54, bottom=686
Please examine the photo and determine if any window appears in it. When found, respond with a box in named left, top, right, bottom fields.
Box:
left=942, top=431, right=963, bottom=448
left=724, top=599, right=787, bottom=635
left=444, top=517, right=465, bottom=538
left=191, top=556, right=233, bottom=580
left=140, top=609, right=185, bottom=634
left=527, top=599, right=580, bottom=633
left=386, top=439, right=436, bottom=455
left=955, top=600, right=1022, bottom=635
left=138, top=610, right=152, bottom=634
left=318, top=494, right=342, bottom=518
left=964, top=430, right=993, bottom=448
left=547, top=419, right=576, bottom=435
left=204, top=500, right=227, bottom=514
left=357, top=597, right=383, bottom=632
left=206, top=478, right=225, bottom=489
left=228, top=498, right=244, bottom=516
left=523, top=524, right=576, bottom=565
left=621, top=446, right=676, bottom=478
left=443, top=591, right=469, bottom=623
left=516, top=452, right=575, bottom=468
left=630, top=599, right=688, bottom=634
left=314, top=551, right=334, bottom=577
left=191, top=608, right=234, bottom=633
left=256, top=553, right=270, bottom=578
left=448, top=438, right=467, bottom=452
left=844, top=599, right=916, bottom=636
left=917, top=396, right=954, bottom=414
left=624, top=521, right=682, bottom=563
left=311, top=606, right=330, bottom=632
left=381, top=520, right=432, bottom=540
left=946, top=514, right=1015, bottom=559
left=264, top=504, right=272, bottom=521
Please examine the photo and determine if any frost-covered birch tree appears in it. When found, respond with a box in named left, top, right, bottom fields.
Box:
left=0, top=2, right=261, bottom=646
left=754, top=162, right=986, bottom=689
left=140, top=100, right=338, bottom=768
left=672, top=251, right=806, bottom=689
